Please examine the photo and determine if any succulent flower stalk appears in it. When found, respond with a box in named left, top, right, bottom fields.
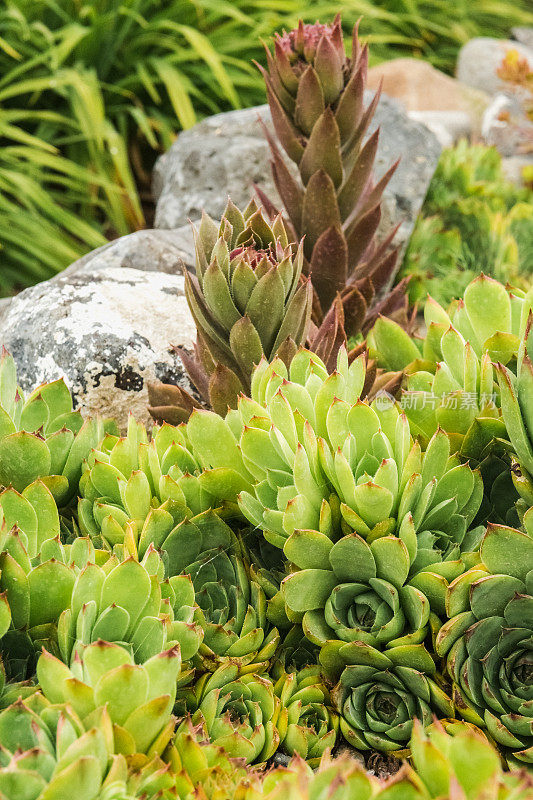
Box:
left=259, top=16, right=408, bottom=339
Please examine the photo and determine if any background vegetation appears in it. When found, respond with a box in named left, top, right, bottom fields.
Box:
left=401, top=143, right=533, bottom=307
left=1, top=0, right=533, bottom=295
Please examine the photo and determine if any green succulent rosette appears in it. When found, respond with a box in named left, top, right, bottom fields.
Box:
left=282, top=531, right=439, bottom=651
left=273, top=663, right=338, bottom=766
left=0, top=484, right=114, bottom=679
left=436, top=521, right=533, bottom=765
left=0, top=694, right=176, bottom=800
left=409, top=717, right=533, bottom=800
left=177, top=662, right=280, bottom=765
left=321, top=637, right=453, bottom=753
left=92, top=504, right=279, bottom=675
left=237, top=349, right=483, bottom=583
left=168, top=716, right=257, bottom=799
left=369, top=275, right=532, bottom=458
left=57, top=554, right=203, bottom=682
left=260, top=752, right=382, bottom=800
left=78, top=414, right=254, bottom=550
left=186, top=530, right=280, bottom=674
left=36, top=640, right=181, bottom=758
left=0, top=695, right=115, bottom=800
left=0, top=350, right=114, bottom=504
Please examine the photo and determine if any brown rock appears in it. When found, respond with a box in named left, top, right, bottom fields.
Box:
left=368, top=58, right=489, bottom=131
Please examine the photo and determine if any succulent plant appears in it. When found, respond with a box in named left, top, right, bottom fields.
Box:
left=497, top=308, right=533, bottom=509
left=149, top=198, right=313, bottom=420
left=168, top=715, right=262, bottom=800
left=262, top=722, right=533, bottom=799
left=97, top=754, right=177, bottom=800
left=282, top=531, right=440, bottom=652
left=0, top=518, right=110, bottom=680
left=57, top=555, right=203, bottom=679
left=185, top=524, right=280, bottom=674
left=259, top=752, right=380, bottom=800
left=320, top=634, right=454, bottom=753
left=0, top=695, right=115, bottom=800
left=410, top=717, right=533, bottom=800
left=78, top=414, right=253, bottom=550
left=273, top=663, right=337, bottom=765
left=177, top=662, right=280, bottom=764
left=36, top=640, right=181, bottom=757
left=258, top=16, right=407, bottom=340
left=0, top=694, right=177, bottom=800
left=368, top=274, right=530, bottom=452
left=436, top=521, right=533, bottom=765
left=237, top=349, right=484, bottom=587
left=0, top=350, right=113, bottom=504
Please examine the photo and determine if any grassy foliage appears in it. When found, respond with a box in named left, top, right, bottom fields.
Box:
left=400, top=142, right=533, bottom=306
left=1, top=0, right=533, bottom=295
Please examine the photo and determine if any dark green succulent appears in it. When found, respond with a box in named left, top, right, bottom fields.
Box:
left=322, top=637, right=453, bottom=753
left=436, top=521, right=533, bottom=766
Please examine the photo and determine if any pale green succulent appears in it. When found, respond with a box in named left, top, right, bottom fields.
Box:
left=0, top=350, right=114, bottom=504
left=0, top=487, right=113, bottom=680
left=236, top=349, right=484, bottom=607
left=368, top=275, right=533, bottom=456
left=169, top=716, right=262, bottom=799
left=0, top=694, right=177, bottom=800
left=36, top=640, right=181, bottom=757
left=273, top=663, right=338, bottom=766
left=78, top=414, right=254, bottom=550
left=57, top=555, right=203, bottom=681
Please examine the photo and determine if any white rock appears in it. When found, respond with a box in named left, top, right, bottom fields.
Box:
left=457, top=37, right=533, bottom=96
left=482, top=93, right=533, bottom=157
left=0, top=268, right=197, bottom=429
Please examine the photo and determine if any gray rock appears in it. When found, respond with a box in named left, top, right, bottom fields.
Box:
left=153, top=97, right=442, bottom=256
left=457, top=37, right=533, bottom=96
left=0, top=267, right=197, bottom=429
left=60, top=228, right=195, bottom=282
left=408, top=110, right=472, bottom=148
left=512, top=27, right=533, bottom=50
left=482, top=93, right=533, bottom=157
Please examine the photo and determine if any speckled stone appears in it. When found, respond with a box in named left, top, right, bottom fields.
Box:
left=153, top=95, right=442, bottom=260
left=0, top=267, right=197, bottom=428
left=60, top=227, right=195, bottom=280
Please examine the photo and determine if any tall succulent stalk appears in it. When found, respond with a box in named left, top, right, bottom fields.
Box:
left=258, top=15, right=409, bottom=339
